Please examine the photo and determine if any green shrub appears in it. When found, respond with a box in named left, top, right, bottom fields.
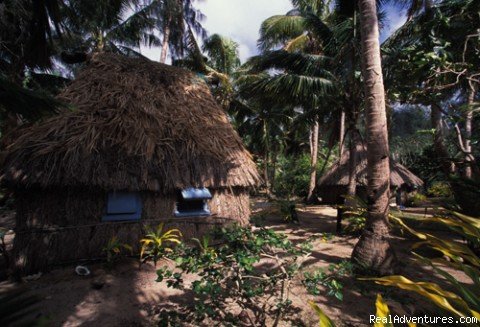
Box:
left=102, top=236, right=132, bottom=268
left=276, top=199, right=298, bottom=223
left=303, top=261, right=353, bottom=300
left=407, top=193, right=427, bottom=207
left=427, top=181, right=452, bottom=198
left=273, top=154, right=311, bottom=198
left=156, top=225, right=313, bottom=325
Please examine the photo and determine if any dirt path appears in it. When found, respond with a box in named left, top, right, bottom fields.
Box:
left=0, top=203, right=471, bottom=326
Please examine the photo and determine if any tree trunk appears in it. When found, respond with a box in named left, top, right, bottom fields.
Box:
left=271, top=151, right=277, bottom=189
left=160, top=20, right=171, bottom=64
left=339, top=109, right=346, bottom=158
left=431, top=103, right=456, bottom=175
left=351, top=0, right=397, bottom=275
left=337, top=129, right=359, bottom=233
left=346, top=130, right=359, bottom=198
left=306, top=118, right=319, bottom=203
left=263, top=122, right=271, bottom=198
left=464, top=84, right=475, bottom=179
left=263, top=152, right=271, bottom=198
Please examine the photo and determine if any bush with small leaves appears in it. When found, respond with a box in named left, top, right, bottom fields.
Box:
left=156, top=225, right=313, bottom=326
left=303, top=261, right=353, bottom=301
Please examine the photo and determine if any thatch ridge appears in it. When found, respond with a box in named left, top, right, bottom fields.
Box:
left=2, top=53, right=260, bottom=192
left=318, top=144, right=424, bottom=187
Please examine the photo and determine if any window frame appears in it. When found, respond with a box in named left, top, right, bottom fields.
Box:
left=102, top=191, right=142, bottom=222
left=174, top=187, right=212, bottom=218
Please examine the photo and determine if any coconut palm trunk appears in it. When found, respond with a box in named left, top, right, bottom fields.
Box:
left=307, top=118, right=320, bottom=203
left=464, top=84, right=476, bottom=179
left=431, top=103, right=456, bottom=175
left=351, top=0, right=397, bottom=275
left=160, top=17, right=172, bottom=63
left=339, top=109, right=346, bottom=157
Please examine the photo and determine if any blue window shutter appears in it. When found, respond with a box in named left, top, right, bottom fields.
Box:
left=103, top=192, right=142, bottom=222
left=107, top=192, right=138, bottom=214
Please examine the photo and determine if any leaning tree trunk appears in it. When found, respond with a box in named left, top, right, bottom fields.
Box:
left=346, top=130, right=359, bottom=198
left=306, top=118, right=320, bottom=203
left=464, top=84, right=476, bottom=179
left=160, top=18, right=172, bottom=64
left=339, top=109, right=346, bottom=158
left=431, top=103, right=456, bottom=175
left=351, top=0, right=397, bottom=275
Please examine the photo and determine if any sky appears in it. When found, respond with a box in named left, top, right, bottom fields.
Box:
left=140, top=0, right=407, bottom=63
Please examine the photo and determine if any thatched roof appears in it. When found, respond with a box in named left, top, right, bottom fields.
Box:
left=2, top=53, right=260, bottom=192
left=318, top=144, right=424, bottom=188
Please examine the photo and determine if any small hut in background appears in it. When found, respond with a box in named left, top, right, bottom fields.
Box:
left=317, top=145, right=424, bottom=205
left=2, top=53, right=260, bottom=274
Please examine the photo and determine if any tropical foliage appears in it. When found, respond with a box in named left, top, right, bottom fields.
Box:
left=371, top=212, right=480, bottom=321
left=156, top=225, right=313, bottom=325
left=140, top=223, right=183, bottom=267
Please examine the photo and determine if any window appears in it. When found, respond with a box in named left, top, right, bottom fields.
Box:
left=102, top=191, right=142, bottom=222
left=174, top=187, right=212, bottom=217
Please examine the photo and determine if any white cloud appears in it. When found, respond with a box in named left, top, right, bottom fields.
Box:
left=197, top=0, right=292, bottom=62
left=140, top=0, right=292, bottom=63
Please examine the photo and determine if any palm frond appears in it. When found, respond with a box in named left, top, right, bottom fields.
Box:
left=0, top=76, right=66, bottom=122
left=258, top=15, right=306, bottom=51
left=202, top=34, right=241, bottom=75
left=245, top=51, right=332, bottom=78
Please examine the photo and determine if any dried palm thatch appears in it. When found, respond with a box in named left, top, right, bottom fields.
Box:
left=319, top=144, right=424, bottom=188
left=2, top=53, right=260, bottom=192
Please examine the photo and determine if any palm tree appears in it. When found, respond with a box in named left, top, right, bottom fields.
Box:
left=0, top=0, right=65, bottom=78
left=230, top=98, right=294, bottom=196
left=237, top=50, right=333, bottom=199
left=59, top=0, right=161, bottom=58
left=154, top=0, right=206, bottom=63
left=351, top=0, right=397, bottom=275
left=202, top=34, right=241, bottom=76
left=173, top=33, right=241, bottom=109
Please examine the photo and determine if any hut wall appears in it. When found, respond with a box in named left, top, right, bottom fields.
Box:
left=12, top=187, right=250, bottom=274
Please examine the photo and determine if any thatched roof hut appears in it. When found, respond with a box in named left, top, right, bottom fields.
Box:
left=2, top=53, right=260, bottom=274
left=317, top=144, right=423, bottom=204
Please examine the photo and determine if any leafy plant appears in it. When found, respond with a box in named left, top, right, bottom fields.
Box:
left=156, top=225, right=312, bottom=326
left=309, top=294, right=414, bottom=327
left=102, top=236, right=132, bottom=267
left=309, top=300, right=336, bottom=327
left=369, top=212, right=480, bottom=322
left=273, top=154, right=312, bottom=198
left=341, top=195, right=368, bottom=234
left=191, top=235, right=217, bottom=258
left=276, top=199, right=298, bottom=223
left=0, top=227, right=9, bottom=267
left=406, top=193, right=427, bottom=207
left=140, top=223, right=182, bottom=267
left=303, top=261, right=353, bottom=301
left=427, top=181, right=452, bottom=198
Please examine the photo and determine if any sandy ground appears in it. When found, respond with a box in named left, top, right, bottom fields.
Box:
left=0, top=201, right=471, bottom=326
